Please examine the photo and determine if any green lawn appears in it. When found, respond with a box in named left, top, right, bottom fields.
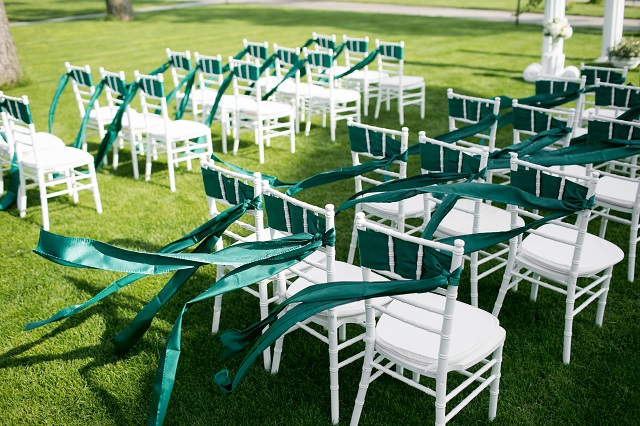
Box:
left=5, top=0, right=184, bottom=22
left=333, top=0, right=640, bottom=19
left=1, top=4, right=639, bottom=426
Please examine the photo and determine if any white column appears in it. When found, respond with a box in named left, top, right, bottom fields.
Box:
left=540, top=0, right=567, bottom=75
left=523, top=0, right=579, bottom=82
left=597, top=0, right=625, bottom=62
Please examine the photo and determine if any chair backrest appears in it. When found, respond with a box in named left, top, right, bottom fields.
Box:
left=586, top=114, right=640, bottom=179
left=273, top=44, right=301, bottom=81
left=593, top=79, right=640, bottom=116
left=229, top=57, right=265, bottom=107
left=512, top=99, right=576, bottom=145
left=580, top=63, right=627, bottom=85
left=0, top=92, right=42, bottom=164
left=342, top=35, right=370, bottom=68
left=535, top=74, right=586, bottom=95
left=312, top=32, right=337, bottom=53
left=201, top=161, right=264, bottom=244
left=193, top=52, right=225, bottom=93
left=355, top=212, right=465, bottom=373
left=507, top=153, right=598, bottom=276
left=376, top=40, right=404, bottom=81
left=348, top=119, right=409, bottom=192
left=99, top=68, right=128, bottom=109
left=134, top=71, right=170, bottom=124
left=419, top=132, right=489, bottom=232
left=447, top=88, right=501, bottom=151
left=243, top=39, right=270, bottom=63
left=64, top=62, right=102, bottom=118
left=166, top=48, right=192, bottom=94
left=303, top=47, right=336, bottom=91
left=262, top=180, right=335, bottom=277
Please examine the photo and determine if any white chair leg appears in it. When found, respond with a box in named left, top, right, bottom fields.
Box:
left=596, top=266, right=614, bottom=327
left=374, top=90, right=382, bottom=120
left=562, top=277, right=578, bottom=365
left=330, top=111, right=336, bottom=142
left=112, top=140, right=120, bottom=170
left=493, top=267, right=515, bottom=318
left=88, top=163, right=102, bottom=214
left=221, top=114, right=229, bottom=154
left=347, top=215, right=359, bottom=264
left=258, top=280, right=272, bottom=371
left=628, top=212, right=639, bottom=282
left=211, top=295, right=223, bottom=334
left=38, top=175, right=50, bottom=231
left=363, top=82, right=369, bottom=117
left=167, top=142, right=177, bottom=192
left=257, top=125, right=265, bottom=164
left=145, top=139, right=153, bottom=182
left=18, top=171, right=27, bottom=218
left=599, top=210, right=610, bottom=238
left=270, top=273, right=288, bottom=374
left=398, top=89, right=404, bottom=125
left=530, top=273, right=540, bottom=302
left=328, top=313, right=340, bottom=425
left=289, top=112, right=296, bottom=154
left=488, top=344, right=504, bottom=421
left=470, top=251, right=479, bottom=308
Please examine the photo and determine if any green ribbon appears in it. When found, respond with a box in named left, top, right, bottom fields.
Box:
left=48, top=72, right=71, bottom=133
left=24, top=197, right=260, bottom=332
left=148, top=229, right=335, bottom=426
left=213, top=271, right=460, bottom=396
left=0, top=141, right=19, bottom=211
left=221, top=47, right=251, bottom=73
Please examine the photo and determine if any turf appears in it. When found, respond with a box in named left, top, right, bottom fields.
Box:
left=1, top=4, right=639, bottom=426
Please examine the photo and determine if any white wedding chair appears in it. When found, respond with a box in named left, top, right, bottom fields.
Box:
left=191, top=52, right=236, bottom=153
left=303, top=47, right=361, bottom=142
left=346, top=120, right=432, bottom=264
left=493, top=153, right=624, bottom=364
left=0, top=92, right=102, bottom=230
left=64, top=62, right=115, bottom=153
left=229, top=57, right=295, bottom=164
left=419, top=133, right=521, bottom=307
left=98, top=68, right=146, bottom=179
left=135, top=71, right=213, bottom=192
left=374, top=40, right=425, bottom=125
left=350, top=213, right=506, bottom=426
left=263, top=181, right=389, bottom=425
left=340, top=35, right=385, bottom=117
left=580, top=63, right=627, bottom=114
left=582, top=79, right=640, bottom=123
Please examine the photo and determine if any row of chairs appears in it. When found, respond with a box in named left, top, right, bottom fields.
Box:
left=201, top=114, right=629, bottom=424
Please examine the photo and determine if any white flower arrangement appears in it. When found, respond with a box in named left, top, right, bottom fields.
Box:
left=543, top=17, right=573, bottom=40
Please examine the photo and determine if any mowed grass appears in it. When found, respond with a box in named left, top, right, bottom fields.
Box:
left=332, top=0, right=640, bottom=19
left=5, top=0, right=184, bottom=22
left=1, top=5, right=639, bottom=426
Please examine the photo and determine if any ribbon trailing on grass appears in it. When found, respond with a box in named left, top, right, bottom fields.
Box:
left=24, top=196, right=261, bottom=333
left=147, top=228, right=335, bottom=426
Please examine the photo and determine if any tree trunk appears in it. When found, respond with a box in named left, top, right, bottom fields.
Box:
left=0, top=0, right=21, bottom=87
left=105, top=0, right=134, bottom=22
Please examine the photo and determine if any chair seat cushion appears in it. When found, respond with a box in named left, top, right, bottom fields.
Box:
left=595, top=175, right=639, bottom=209
left=312, top=87, right=361, bottom=103
left=5, top=132, right=66, bottom=153
left=89, top=106, right=119, bottom=122
left=379, top=75, right=424, bottom=89
left=238, top=100, right=293, bottom=117
left=376, top=292, right=505, bottom=373
left=147, top=119, right=210, bottom=140
left=343, top=70, right=388, bottom=83
left=362, top=193, right=432, bottom=220
left=520, top=223, right=624, bottom=276
left=437, top=198, right=524, bottom=236
left=20, top=146, right=94, bottom=170
left=190, top=87, right=219, bottom=105
left=286, top=261, right=390, bottom=318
